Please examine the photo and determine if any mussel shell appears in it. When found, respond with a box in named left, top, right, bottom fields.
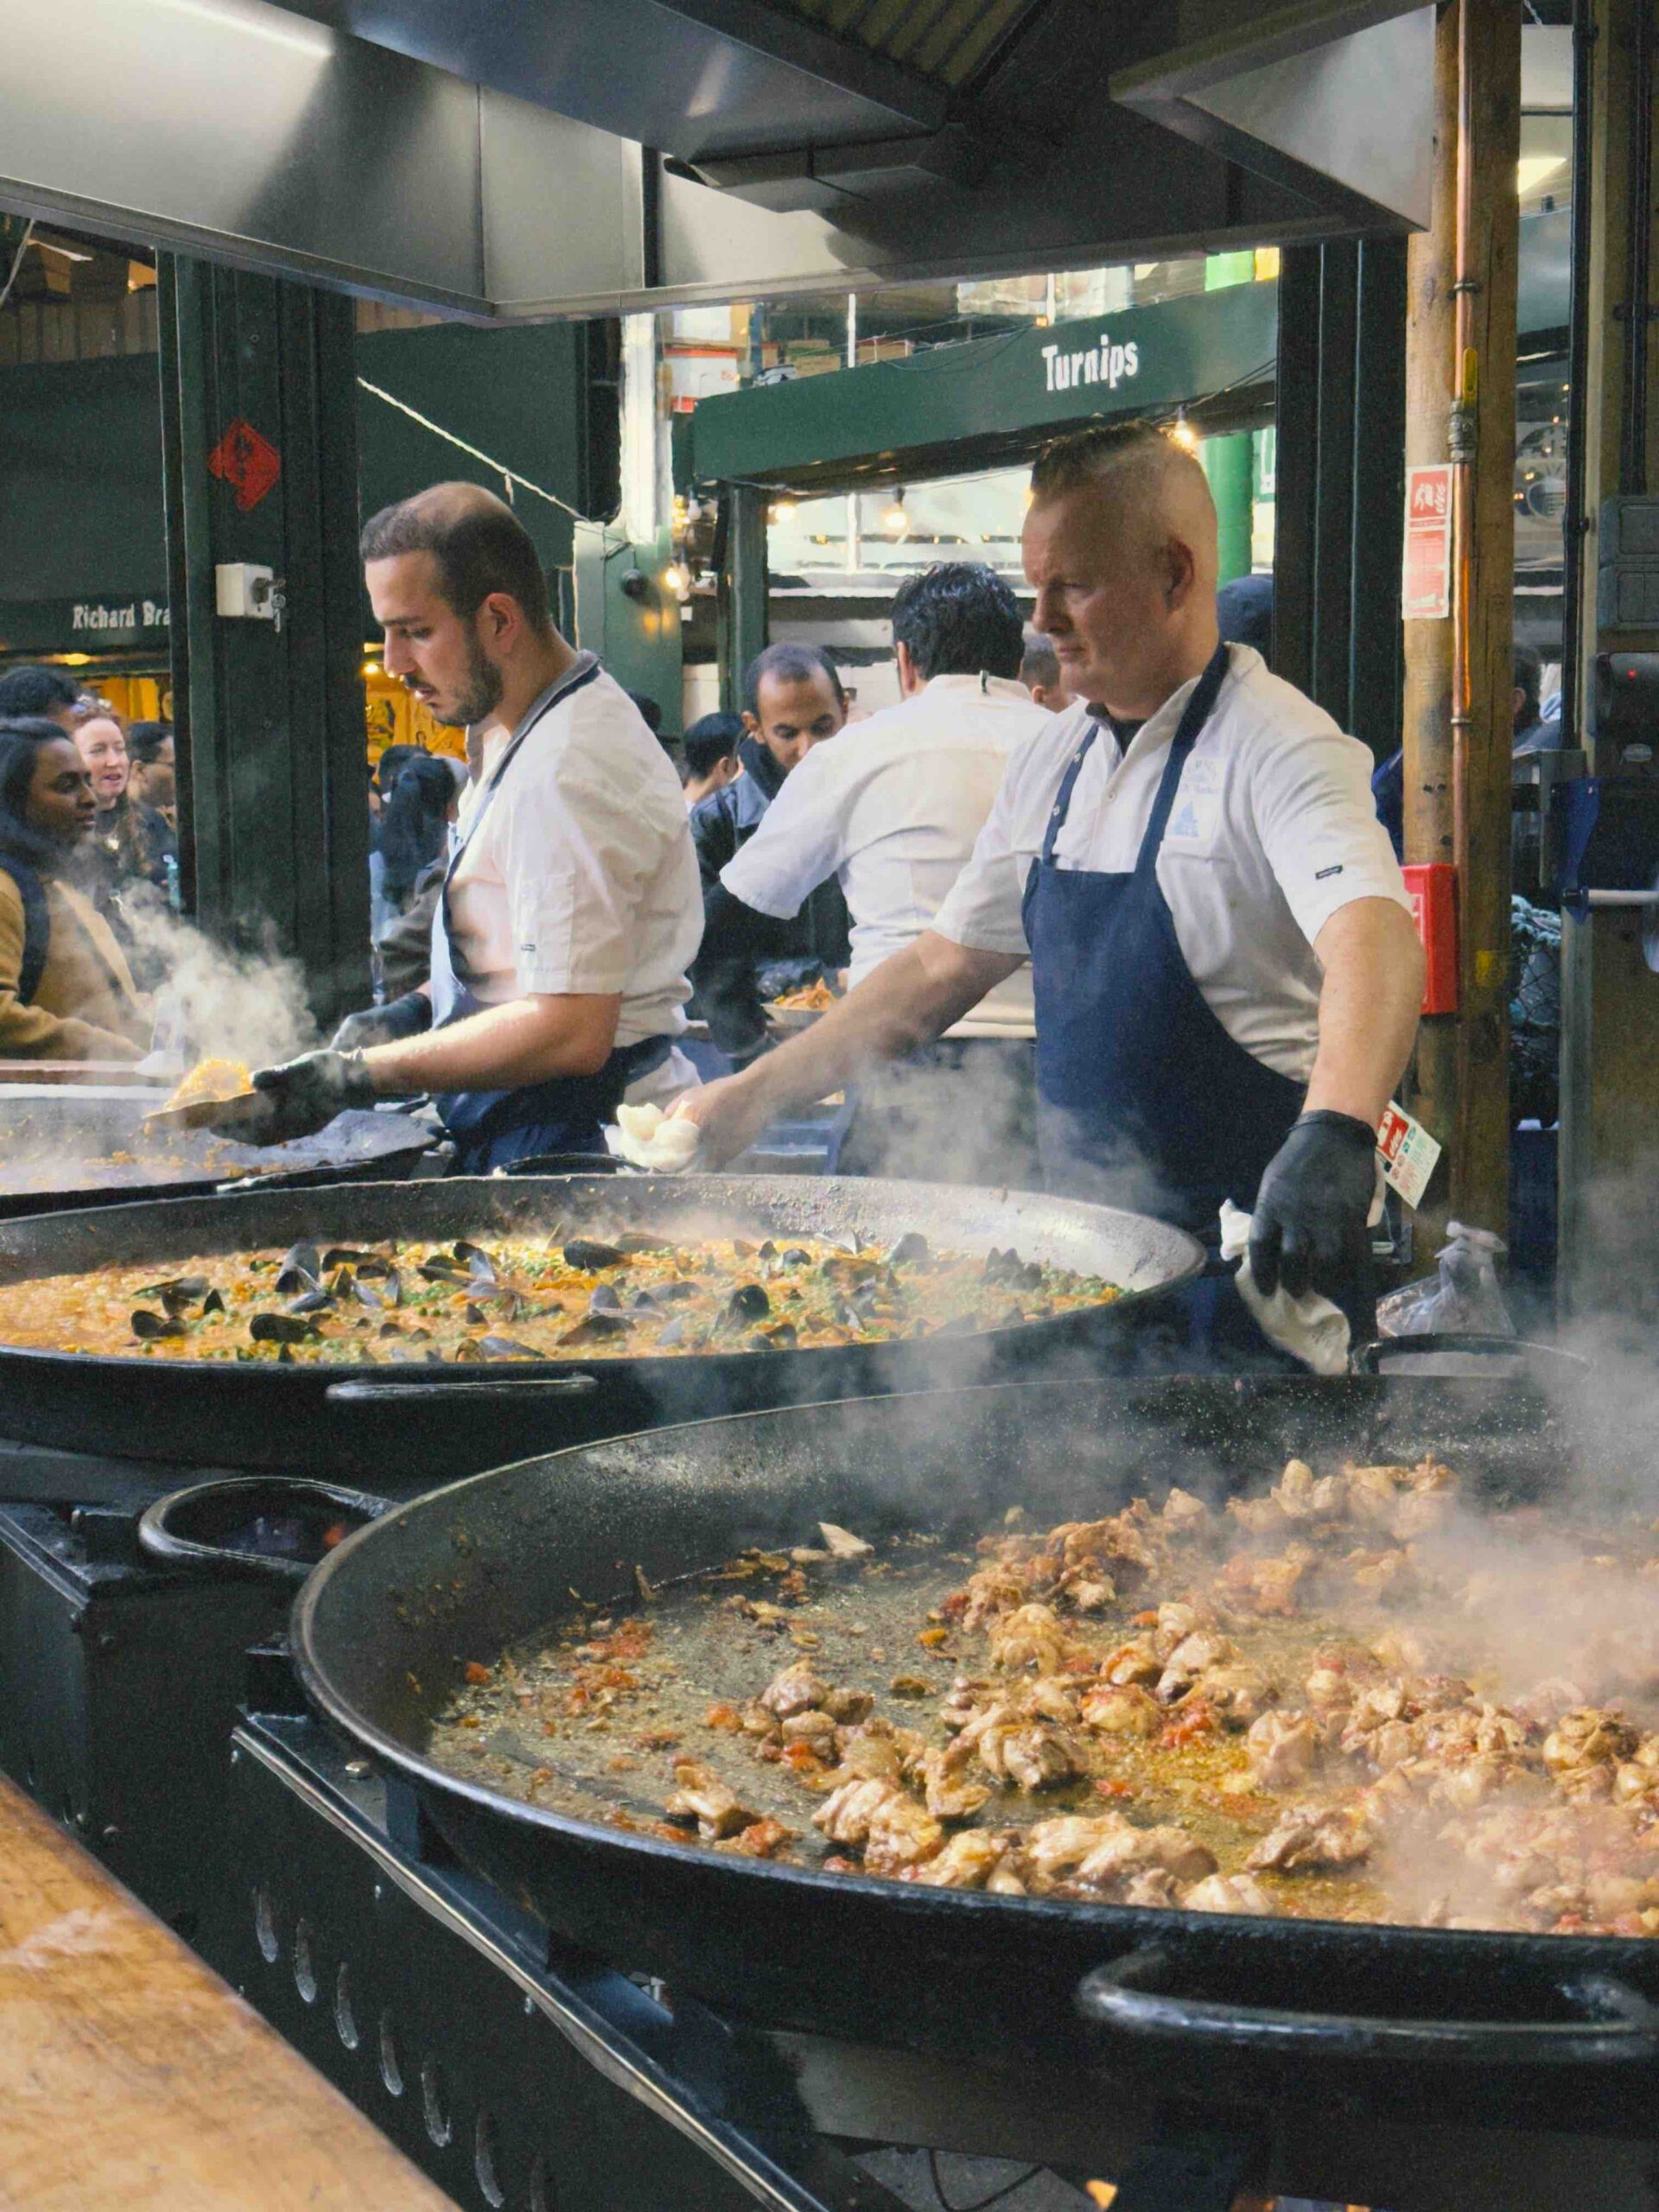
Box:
left=130, top=1310, right=186, bottom=1340
left=885, top=1232, right=929, bottom=1267
left=322, top=1248, right=372, bottom=1269
left=464, top=1303, right=487, bottom=1326
left=726, top=1283, right=770, bottom=1322
left=829, top=1230, right=863, bottom=1255
left=353, top=1279, right=385, bottom=1311
left=454, top=1240, right=496, bottom=1282
left=761, top=1322, right=798, bottom=1351
left=275, top=1243, right=322, bottom=1294
left=560, top=1313, right=629, bottom=1344
left=615, top=1231, right=670, bottom=1255
left=629, top=1290, right=663, bottom=1313
left=136, top=1276, right=210, bottom=1302
left=420, top=1262, right=467, bottom=1285
left=327, top=1268, right=356, bottom=1298
left=654, top=1280, right=701, bottom=1300
left=250, top=1313, right=317, bottom=1344
left=353, top=1255, right=393, bottom=1279
left=377, top=1321, right=404, bottom=1338
left=452, top=1339, right=485, bottom=1363
left=201, top=1288, right=226, bottom=1317
left=286, top=1289, right=334, bottom=1316
left=757, top=1240, right=778, bottom=1261
left=480, top=1336, right=540, bottom=1359
left=588, top=1284, right=625, bottom=1313
left=563, top=1239, right=624, bottom=1271
left=780, top=1248, right=813, bottom=1268
left=656, top=1316, right=686, bottom=1348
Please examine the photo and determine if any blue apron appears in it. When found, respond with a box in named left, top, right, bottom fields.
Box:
left=430, top=657, right=671, bottom=1175
left=1021, top=643, right=1306, bottom=1365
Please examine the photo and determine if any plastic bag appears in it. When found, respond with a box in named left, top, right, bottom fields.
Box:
left=1375, top=1221, right=1515, bottom=1338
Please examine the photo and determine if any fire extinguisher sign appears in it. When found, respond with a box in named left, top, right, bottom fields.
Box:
left=1402, top=465, right=1452, bottom=621
left=1376, top=1100, right=1442, bottom=1211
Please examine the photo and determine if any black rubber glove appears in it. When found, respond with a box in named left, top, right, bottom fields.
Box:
left=248, top=1049, right=378, bottom=1145
left=331, top=991, right=431, bottom=1052
left=1249, top=1109, right=1377, bottom=1300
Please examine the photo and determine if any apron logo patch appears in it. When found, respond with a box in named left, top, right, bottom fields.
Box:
left=1315, top=863, right=1344, bottom=880
left=1166, top=755, right=1221, bottom=845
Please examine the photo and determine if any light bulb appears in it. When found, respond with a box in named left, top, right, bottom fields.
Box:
left=882, top=489, right=909, bottom=537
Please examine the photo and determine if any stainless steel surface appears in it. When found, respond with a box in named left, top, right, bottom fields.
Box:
left=0, top=0, right=1432, bottom=319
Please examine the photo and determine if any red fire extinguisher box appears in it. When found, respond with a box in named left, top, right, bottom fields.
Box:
left=1402, top=862, right=1459, bottom=1014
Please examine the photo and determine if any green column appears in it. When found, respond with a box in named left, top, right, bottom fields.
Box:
left=1201, top=432, right=1255, bottom=586
left=715, top=483, right=768, bottom=713
left=156, top=255, right=370, bottom=1028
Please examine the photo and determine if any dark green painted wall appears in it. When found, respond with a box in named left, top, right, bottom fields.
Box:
left=0, top=321, right=609, bottom=652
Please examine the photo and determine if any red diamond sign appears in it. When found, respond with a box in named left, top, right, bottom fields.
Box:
left=207, top=417, right=282, bottom=513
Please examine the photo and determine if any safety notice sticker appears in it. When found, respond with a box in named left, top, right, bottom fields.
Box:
left=1376, top=1100, right=1442, bottom=1210
left=1402, top=465, right=1452, bottom=621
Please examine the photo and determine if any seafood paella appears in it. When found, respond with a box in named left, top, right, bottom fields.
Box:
left=0, top=1228, right=1121, bottom=1363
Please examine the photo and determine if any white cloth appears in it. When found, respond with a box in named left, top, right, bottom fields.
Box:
left=932, top=645, right=1410, bottom=1083
left=1217, top=1201, right=1351, bottom=1376
left=607, top=1100, right=702, bottom=1172
left=719, top=671, right=1048, bottom=1039
left=446, top=666, right=702, bottom=1048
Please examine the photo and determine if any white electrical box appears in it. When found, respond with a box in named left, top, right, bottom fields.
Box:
left=214, top=563, right=276, bottom=620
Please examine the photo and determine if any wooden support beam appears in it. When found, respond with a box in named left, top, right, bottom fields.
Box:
left=1559, top=0, right=1659, bottom=1312
left=1401, top=0, right=1519, bottom=1243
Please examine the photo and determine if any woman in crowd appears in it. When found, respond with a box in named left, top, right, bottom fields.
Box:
left=378, top=751, right=457, bottom=912
left=0, top=718, right=149, bottom=1060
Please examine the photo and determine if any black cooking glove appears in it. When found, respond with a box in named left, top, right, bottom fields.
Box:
left=331, top=991, right=431, bottom=1052
left=1249, top=1109, right=1377, bottom=1300
left=248, top=1049, right=378, bottom=1145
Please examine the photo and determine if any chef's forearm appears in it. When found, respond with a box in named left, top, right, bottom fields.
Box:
left=1303, top=898, right=1426, bottom=1128
left=365, top=992, right=621, bottom=1092
left=735, top=933, right=1017, bottom=1122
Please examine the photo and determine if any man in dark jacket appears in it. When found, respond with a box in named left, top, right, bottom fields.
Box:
left=689, top=643, right=850, bottom=1063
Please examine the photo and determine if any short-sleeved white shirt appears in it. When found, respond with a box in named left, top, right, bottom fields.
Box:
left=719, top=672, right=1048, bottom=1037
left=932, top=644, right=1409, bottom=1083
left=446, top=662, right=702, bottom=1046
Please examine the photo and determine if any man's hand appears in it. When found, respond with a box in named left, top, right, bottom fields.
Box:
left=668, top=1072, right=772, bottom=1169
left=1249, top=1109, right=1377, bottom=1300
left=244, top=1049, right=378, bottom=1146
left=332, top=991, right=430, bottom=1053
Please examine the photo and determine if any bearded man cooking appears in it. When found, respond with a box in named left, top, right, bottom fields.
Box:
left=243, top=483, right=702, bottom=1172
left=675, top=423, right=1425, bottom=1357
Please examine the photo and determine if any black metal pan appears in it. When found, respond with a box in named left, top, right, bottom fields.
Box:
left=0, top=1176, right=1201, bottom=1484
left=291, top=1369, right=1659, bottom=2139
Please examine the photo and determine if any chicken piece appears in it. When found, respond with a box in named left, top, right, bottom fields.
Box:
left=727, top=1816, right=794, bottom=1859
left=1155, top=1630, right=1235, bottom=1704
left=832, top=1726, right=905, bottom=1782
left=1070, top=1822, right=1217, bottom=1893
left=1027, top=1676, right=1082, bottom=1726
left=780, top=1710, right=836, bottom=1748
left=1245, top=1709, right=1319, bottom=1789
left=940, top=1676, right=994, bottom=1732
left=863, top=1789, right=945, bottom=1875
left=1181, top=1872, right=1274, bottom=1916
left=759, top=1661, right=829, bottom=1719
left=1227, top=1494, right=1289, bottom=1538
left=1305, top=1665, right=1354, bottom=1711
left=1542, top=1707, right=1640, bottom=1780
left=912, top=1829, right=1010, bottom=1889
left=1152, top=1599, right=1216, bottom=1657
left=1192, top=1662, right=1274, bottom=1729
left=921, top=1743, right=993, bottom=1821
left=977, top=1716, right=1088, bottom=1791
left=988, top=1602, right=1072, bottom=1675
left=1247, top=1802, right=1372, bottom=1873
left=813, top=1776, right=903, bottom=1848
left=1022, top=1813, right=1135, bottom=1883
left=822, top=1686, right=874, bottom=1725
left=1613, top=1735, right=1659, bottom=1806
left=1347, top=1547, right=1415, bottom=1600
left=1217, top=1548, right=1313, bottom=1618
left=1371, top=1627, right=1435, bottom=1675
left=1160, top=1485, right=1211, bottom=1535
left=1066, top=1577, right=1117, bottom=1613
left=1270, top=1459, right=1319, bottom=1516
left=665, top=1762, right=758, bottom=1840
left=1121, top=1867, right=1184, bottom=1909
left=1100, top=1637, right=1161, bottom=1688
left=1078, top=1682, right=1163, bottom=1736
left=986, top=1862, right=1029, bottom=1896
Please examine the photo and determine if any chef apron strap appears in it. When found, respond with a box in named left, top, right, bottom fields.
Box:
left=1039, top=726, right=1101, bottom=867
left=1132, top=639, right=1233, bottom=880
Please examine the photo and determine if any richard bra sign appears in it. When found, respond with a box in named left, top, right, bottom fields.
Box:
left=1041, top=332, right=1140, bottom=396
left=0, top=595, right=171, bottom=653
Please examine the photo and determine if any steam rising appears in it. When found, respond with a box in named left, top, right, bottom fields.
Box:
left=125, top=902, right=319, bottom=1073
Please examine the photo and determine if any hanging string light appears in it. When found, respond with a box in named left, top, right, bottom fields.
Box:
left=881, top=486, right=910, bottom=538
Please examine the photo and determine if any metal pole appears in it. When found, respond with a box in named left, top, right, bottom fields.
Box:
left=845, top=293, right=861, bottom=577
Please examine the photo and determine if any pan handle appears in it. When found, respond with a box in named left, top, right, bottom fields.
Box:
left=325, top=1372, right=600, bottom=1406
left=1077, top=1947, right=1659, bottom=2067
left=138, top=1477, right=391, bottom=1585
left=1351, top=1333, right=1592, bottom=1378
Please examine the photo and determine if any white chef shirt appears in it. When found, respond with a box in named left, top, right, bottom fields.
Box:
left=446, top=662, right=702, bottom=1049
left=932, top=644, right=1409, bottom=1083
left=719, top=671, right=1048, bottom=1038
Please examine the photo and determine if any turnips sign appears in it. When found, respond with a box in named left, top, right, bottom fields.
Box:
left=1041, top=334, right=1140, bottom=395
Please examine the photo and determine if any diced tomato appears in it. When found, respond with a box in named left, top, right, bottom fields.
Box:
left=1094, top=1779, right=1134, bottom=1800
left=1160, top=1700, right=1216, bottom=1749
left=704, top=1701, right=743, bottom=1732
left=1132, top=1610, right=1158, bottom=1627
left=783, top=1741, right=824, bottom=1774
left=463, top=1661, right=493, bottom=1685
